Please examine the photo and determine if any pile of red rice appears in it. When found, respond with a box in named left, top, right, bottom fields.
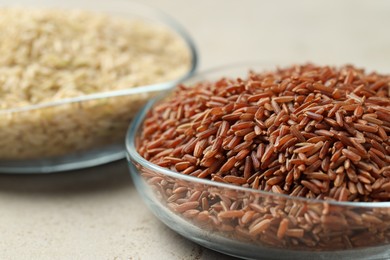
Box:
left=137, top=64, right=390, bottom=202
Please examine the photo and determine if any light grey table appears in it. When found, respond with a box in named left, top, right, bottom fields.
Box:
left=1, top=0, right=389, bottom=259
left=0, top=161, right=236, bottom=259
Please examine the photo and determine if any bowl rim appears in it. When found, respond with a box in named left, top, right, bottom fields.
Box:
left=0, top=0, right=198, bottom=114
left=126, top=62, right=390, bottom=208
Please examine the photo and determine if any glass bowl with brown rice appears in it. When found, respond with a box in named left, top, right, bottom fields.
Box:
left=126, top=63, right=390, bottom=259
left=0, top=0, right=197, bottom=173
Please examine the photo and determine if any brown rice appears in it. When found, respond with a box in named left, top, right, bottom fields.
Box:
left=0, top=8, right=192, bottom=159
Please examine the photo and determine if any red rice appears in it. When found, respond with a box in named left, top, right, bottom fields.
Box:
left=136, top=64, right=390, bottom=251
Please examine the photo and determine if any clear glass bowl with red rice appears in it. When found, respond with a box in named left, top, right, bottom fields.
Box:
left=126, top=63, right=390, bottom=259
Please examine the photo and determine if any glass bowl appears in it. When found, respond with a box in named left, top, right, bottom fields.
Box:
left=0, top=0, right=198, bottom=173
left=126, top=64, right=390, bottom=260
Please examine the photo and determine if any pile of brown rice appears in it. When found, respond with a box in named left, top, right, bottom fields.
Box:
left=136, top=64, right=390, bottom=250
left=0, top=8, right=191, bottom=159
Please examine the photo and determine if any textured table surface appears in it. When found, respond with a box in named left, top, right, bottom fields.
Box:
left=1, top=0, right=390, bottom=259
